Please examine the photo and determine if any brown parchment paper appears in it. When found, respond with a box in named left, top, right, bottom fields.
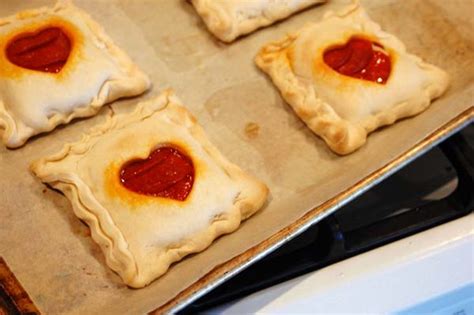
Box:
left=0, top=0, right=473, bottom=314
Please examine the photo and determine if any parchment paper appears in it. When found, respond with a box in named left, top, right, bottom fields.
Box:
left=0, top=0, right=472, bottom=314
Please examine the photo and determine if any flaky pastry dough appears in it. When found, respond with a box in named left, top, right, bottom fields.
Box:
left=191, top=0, right=326, bottom=42
left=255, top=3, right=449, bottom=154
left=0, top=0, right=150, bottom=148
left=31, top=90, right=268, bottom=288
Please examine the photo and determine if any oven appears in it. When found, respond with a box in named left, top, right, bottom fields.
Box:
left=182, top=124, right=474, bottom=314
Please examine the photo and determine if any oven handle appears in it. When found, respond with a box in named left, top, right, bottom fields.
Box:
left=343, top=127, right=474, bottom=253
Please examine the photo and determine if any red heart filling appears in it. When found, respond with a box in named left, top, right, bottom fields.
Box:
left=6, top=27, right=71, bottom=73
left=119, top=146, right=195, bottom=201
left=323, top=37, right=391, bottom=84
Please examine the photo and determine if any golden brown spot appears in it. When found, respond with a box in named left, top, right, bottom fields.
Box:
left=244, top=122, right=260, bottom=139
left=329, top=128, right=346, bottom=144
left=285, top=46, right=295, bottom=72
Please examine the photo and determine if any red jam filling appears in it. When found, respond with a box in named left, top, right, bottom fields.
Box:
left=119, top=146, right=195, bottom=201
left=323, top=37, right=391, bottom=84
left=6, top=27, right=71, bottom=73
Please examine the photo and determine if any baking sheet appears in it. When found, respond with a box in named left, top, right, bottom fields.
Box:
left=0, top=0, right=473, bottom=314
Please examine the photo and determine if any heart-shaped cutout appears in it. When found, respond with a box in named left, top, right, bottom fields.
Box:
left=6, top=27, right=71, bottom=73
left=323, top=37, right=391, bottom=84
left=120, top=146, right=195, bottom=201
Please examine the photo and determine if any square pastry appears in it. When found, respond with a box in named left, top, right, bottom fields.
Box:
left=191, top=0, right=326, bottom=42
left=255, top=3, right=450, bottom=154
left=0, top=0, right=150, bottom=148
left=31, top=90, right=269, bottom=288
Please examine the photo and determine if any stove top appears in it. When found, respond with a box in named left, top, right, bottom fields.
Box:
left=181, top=125, right=474, bottom=314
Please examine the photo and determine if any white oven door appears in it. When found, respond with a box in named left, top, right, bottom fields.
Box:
left=209, top=213, right=474, bottom=314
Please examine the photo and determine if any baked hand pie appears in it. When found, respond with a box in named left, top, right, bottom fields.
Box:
left=255, top=3, right=450, bottom=155
left=31, top=90, right=269, bottom=288
left=191, top=0, right=326, bottom=42
left=0, top=0, right=150, bottom=148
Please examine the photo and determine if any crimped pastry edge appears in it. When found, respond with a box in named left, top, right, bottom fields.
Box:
left=31, top=90, right=268, bottom=288
left=191, top=0, right=325, bottom=42
left=255, top=3, right=450, bottom=155
left=0, top=0, right=151, bottom=148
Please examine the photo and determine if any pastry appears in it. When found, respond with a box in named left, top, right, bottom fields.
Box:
left=191, top=0, right=326, bottom=42
left=31, top=90, right=269, bottom=288
left=255, top=3, right=449, bottom=154
left=0, top=0, right=150, bottom=148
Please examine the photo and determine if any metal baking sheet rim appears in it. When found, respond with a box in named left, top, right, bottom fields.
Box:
left=154, top=106, right=474, bottom=314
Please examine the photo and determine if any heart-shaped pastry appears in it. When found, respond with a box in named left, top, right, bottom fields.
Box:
left=6, top=27, right=71, bottom=73
left=120, top=146, right=195, bottom=201
left=323, top=37, right=391, bottom=84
